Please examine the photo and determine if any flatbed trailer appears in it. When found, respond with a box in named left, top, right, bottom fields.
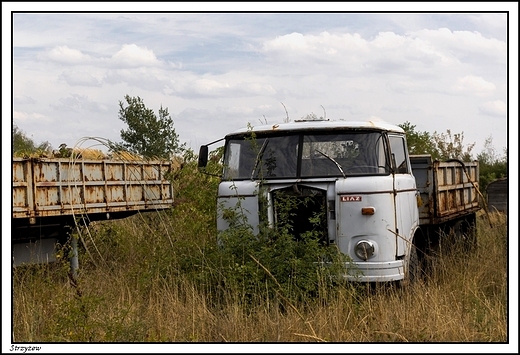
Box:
left=12, top=157, right=174, bottom=266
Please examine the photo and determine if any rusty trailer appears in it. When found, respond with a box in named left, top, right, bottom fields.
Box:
left=13, top=157, right=174, bottom=223
left=12, top=157, right=175, bottom=266
left=411, top=154, right=480, bottom=226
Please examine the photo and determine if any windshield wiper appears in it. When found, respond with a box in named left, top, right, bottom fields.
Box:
left=315, top=149, right=346, bottom=179
left=251, top=139, right=269, bottom=180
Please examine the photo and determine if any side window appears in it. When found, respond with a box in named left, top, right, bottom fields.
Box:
left=389, top=135, right=409, bottom=174
left=223, top=142, right=243, bottom=179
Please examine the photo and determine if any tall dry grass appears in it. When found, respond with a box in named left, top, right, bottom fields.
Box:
left=11, top=211, right=508, bottom=344
left=11, top=159, right=509, bottom=346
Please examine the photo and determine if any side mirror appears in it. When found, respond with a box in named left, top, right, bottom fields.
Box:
left=198, top=145, right=208, bottom=168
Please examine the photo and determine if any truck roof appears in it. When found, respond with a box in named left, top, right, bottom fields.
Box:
left=225, top=119, right=405, bottom=137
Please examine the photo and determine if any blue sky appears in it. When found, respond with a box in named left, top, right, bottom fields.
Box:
left=3, top=2, right=518, bottom=353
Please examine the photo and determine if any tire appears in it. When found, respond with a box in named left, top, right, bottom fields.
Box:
left=407, top=243, right=420, bottom=284
left=398, top=242, right=420, bottom=288
left=464, top=214, right=477, bottom=251
left=461, top=219, right=477, bottom=252
left=452, top=217, right=477, bottom=252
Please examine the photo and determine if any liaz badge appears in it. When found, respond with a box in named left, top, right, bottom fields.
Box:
left=340, top=195, right=362, bottom=202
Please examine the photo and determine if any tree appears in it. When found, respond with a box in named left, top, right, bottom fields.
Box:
left=13, top=124, right=52, bottom=157
left=399, top=121, right=475, bottom=161
left=398, top=121, right=436, bottom=157
left=477, top=136, right=507, bottom=192
left=117, top=95, right=183, bottom=159
left=432, top=129, right=475, bottom=162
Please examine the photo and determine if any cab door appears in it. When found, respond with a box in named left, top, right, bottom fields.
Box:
left=388, top=134, right=418, bottom=257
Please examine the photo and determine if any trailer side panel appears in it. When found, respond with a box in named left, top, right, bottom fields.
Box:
left=12, top=157, right=174, bottom=221
left=411, top=155, right=480, bottom=225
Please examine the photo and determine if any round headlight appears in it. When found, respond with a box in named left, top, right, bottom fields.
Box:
left=354, top=240, right=375, bottom=261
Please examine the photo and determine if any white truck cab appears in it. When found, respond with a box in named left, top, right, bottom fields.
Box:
left=199, top=119, right=479, bottom=282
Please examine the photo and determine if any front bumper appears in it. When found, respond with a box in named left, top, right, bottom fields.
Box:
left=344, top=260, right=405, bottom=282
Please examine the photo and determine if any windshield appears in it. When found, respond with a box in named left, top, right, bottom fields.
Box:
left=222, top=131, right=389, bottom=180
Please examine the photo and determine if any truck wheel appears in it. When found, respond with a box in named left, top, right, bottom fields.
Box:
left=399, top=242, right=420, bottom=288
left=407, top=243, right=420, bottom=284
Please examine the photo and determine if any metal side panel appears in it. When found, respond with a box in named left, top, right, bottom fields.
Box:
left=217, top=181, right=260, bottom=234
left=433, top=160, right=480, bottom=220
left=12, top=158, right=174, bottom=220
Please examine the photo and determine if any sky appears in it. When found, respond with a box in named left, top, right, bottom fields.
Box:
left=3, top=2, right=518, bottom=353
left=4, top=3, right=517, bottom=158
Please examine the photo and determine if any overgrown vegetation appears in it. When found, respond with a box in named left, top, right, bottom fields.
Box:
left=12, top=154, right=508, bottom=343
left=11, top=113, right=508, bottom=345
left=12, top=125, right=52, bottom=158
left=476, top=136, right=508, bottom=192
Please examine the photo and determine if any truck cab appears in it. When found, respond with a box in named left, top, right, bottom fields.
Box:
left=199, top=119, right=420, bottom=282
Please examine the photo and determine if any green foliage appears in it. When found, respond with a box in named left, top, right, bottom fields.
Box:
left=13, top=125, right=35, bottom=152
left=118, top=95, right=184, bottom=159
left=214, top=199, right=351, bottom=306
left=477, top=136, right=507, bottom=192
left=432, top=129, right=475, bottom=161
left=12, top=124, right=52, bottom=157
left=399, top=121, right=475, bottom=161
left=398, top=121, right=436, bottom=157
left=198, top=129, right=353, bottom=306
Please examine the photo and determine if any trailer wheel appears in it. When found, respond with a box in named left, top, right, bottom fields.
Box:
left=460, top=217, right=477, bottom=252
left=452, top=216, right=477, bottom=252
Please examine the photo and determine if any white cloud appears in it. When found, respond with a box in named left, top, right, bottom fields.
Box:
left=40, top=44, right=164, bottom=70
left=104, top=67, right=170, bottom=91
left=452, top=75, right=496, bottom=96
left=59, top=69, right=104, bottom=87
left=242, top=82, right=277, bottom=96
left=193, top=78, right=230, bottom=92
left=110, top=44, right=162, bottom=68
left=264, top=32, right=308, bottom=51
left=43, top=45, right=92, bottom=64
left=50, top=94, right=109, bottom=113
left=407, top=37, right=457, bottom=66
left=478, top=100, right=506, bottom=117
left=159, top=71, right=279, bottom=99
left=260, top=29, right=468, bottom=78
left=261, top=31, right=368, bottom=63
left=412, top=28, right=506, bottom=64
left=467, top=13, right=507, bottom=38
left=13, top=94, right=36, bottom=105
left=7, top=13, right=510, bottom=156
left=371, top=32, right=406, bottom=49
left=13, top=111, right=53, bottom=124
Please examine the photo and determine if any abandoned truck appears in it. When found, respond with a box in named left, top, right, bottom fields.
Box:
left=198, top=119, right=480, bottom=283
left=12, top=157, right=174, bottom=266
